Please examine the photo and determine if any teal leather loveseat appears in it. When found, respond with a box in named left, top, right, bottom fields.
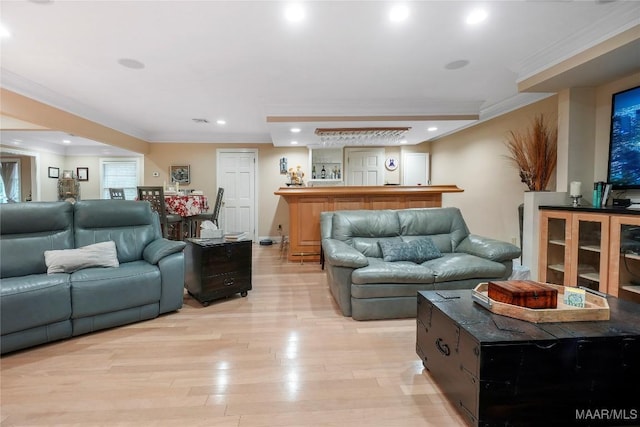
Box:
left=0, top=200, right=186, bottom=354
left=321, top=208, right=521, bottom=320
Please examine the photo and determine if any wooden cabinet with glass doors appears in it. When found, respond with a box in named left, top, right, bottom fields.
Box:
left=539, top=206, right=640, bottom=301
left=608, top=215, right=640, bottom=303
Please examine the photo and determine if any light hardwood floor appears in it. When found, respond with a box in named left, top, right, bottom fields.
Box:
left=1, top=245, right=466, bottom=427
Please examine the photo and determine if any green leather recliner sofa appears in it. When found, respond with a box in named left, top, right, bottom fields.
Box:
left=321, top=207, right=521, bottom=320
left=0, top=200, right=186, bottom=354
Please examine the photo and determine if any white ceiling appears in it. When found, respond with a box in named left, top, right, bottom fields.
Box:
left=1, top=0, right=639, bottom=150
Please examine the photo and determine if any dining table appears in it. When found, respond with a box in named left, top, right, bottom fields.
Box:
left=164, top=194, right=209, bottom=217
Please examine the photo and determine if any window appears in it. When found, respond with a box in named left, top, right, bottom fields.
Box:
left=0, top=159, right=21, bottom=203
left=100, top=158, right=142, bottom=200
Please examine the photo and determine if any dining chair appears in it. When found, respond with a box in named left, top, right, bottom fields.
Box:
left=189, top=187, right=224, bottom=237
left=109, top=188, right=125, bottom=200
left=137, top=186, right=184, bottom=240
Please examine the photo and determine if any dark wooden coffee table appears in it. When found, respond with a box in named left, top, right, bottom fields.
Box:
left=416, top=290, right=640, bottom=426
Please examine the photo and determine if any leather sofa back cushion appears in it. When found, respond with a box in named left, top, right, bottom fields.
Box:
left=331, top=210, right=400, bottom=245
left=45, top=241, right=119, bottom=274
left=397, top=208, right=470, bottom=252
left=0, top=202, right=74, bottom=278
left=74, top=200, right=158, bottom=263
left=379, top=237, right=443, bottom=263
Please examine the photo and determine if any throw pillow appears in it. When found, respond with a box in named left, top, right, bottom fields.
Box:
left=45, top=241, right=119, bottom=274
left=378, top=238, right=442, bottom=263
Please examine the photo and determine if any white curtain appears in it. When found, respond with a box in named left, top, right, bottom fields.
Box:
left=0, top=161, right=20, bottom=203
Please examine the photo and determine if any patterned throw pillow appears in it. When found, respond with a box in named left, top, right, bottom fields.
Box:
left=378, top=238, right=442, bottom=263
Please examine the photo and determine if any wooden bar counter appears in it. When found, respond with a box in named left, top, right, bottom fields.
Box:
left=274, top=185, right=463, bottom=262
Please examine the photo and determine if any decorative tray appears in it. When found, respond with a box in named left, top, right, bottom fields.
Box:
left=472, top=282, right=610, bottom=323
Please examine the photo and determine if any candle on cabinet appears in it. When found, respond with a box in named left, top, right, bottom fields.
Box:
left=570, top=181, right=581, bottom=197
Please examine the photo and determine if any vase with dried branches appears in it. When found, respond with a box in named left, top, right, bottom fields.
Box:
left=504, top=114, right=558, bottom=191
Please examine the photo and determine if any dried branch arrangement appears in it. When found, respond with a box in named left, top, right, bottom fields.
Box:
left=504, top=114, right=557, bottom=191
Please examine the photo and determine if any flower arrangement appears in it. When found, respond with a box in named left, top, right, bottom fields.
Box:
left=504, top=114, right=557, bottom=191
left=287, top=166, right=305, bottom=186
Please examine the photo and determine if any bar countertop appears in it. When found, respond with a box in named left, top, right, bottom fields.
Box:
left=274, top=184, right=463, bottom=197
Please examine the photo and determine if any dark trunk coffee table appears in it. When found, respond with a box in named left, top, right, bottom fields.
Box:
left=416, top=290, right=640, bottom=426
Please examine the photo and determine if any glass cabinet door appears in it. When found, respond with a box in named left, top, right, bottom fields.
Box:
left=608, top=215, right=640, bottom=303
left=571, top=214, right=609, bottom=293
left=539, top=211, right=572, bottom=286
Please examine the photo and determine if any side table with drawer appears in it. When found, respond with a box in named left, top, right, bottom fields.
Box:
left=185, top=238, right=252, bottom=306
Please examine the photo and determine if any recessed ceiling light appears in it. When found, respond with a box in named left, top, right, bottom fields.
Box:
left=400, top=139, right=408, bottom=144
left=62, top=139, right=71, bottom=144
left=428, top=127, right=438, bottom=132
left=445, top=59, right=470, bottom=70
left=0, top=24, right=11, bottom=38
left=216, top=119, right=226, bottom=125
left=466, top=9, right=488, bottom=25
left=285, top=4, right=305, bottom=22
left=117, top=58, right=145, bottom=69
left=389, top=4, right=409, bottom=22
left=290, top=141, right=298, bottom=145
left=290, top=127, right=301, bottom=133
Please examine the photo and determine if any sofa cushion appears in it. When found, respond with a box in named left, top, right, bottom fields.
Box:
left=397, top=208, right=470, bottom=252
left=0, top=202, right=74, bottom=278
left=331, top=210, right=400, bottom=246
left=70, top=260, right=161, bottom=318
left=379, top=237, right=442, bottom=263
left=45, top=241, right=119, bottom=274
left=0, top=274, right=72, bottom=335
left=422, top=253, right=506, bottom=282
left=351, top=257, right=436, bottom=284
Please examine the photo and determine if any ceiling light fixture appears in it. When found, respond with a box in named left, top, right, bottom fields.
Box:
left=445, top=59, right=470, bottom=70
left=216, top=119, right=226, bottom=125
left=428, top=126, right=438, bottom=132
left=389, top=4, right=410, bottom=22
left=285, top=4, right=305, bottom=22
left=290, top=127, right=301, bottom=133
left=466, top=9, right=488, bottom=25
left=290, top=141, right=298, bottom=145
left=62, top=139, right=71, bottom=144
left=117, top=58, right=145, bottom=69
left=0, top=24, right=11, bottom=38
left=315, top=127, right=411, bottom=147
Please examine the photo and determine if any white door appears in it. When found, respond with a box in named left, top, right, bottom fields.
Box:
left=346, top=148, right=384, bottom=186
left=402, top=152, right=430, bottom=185
left=217, top=149, right=257, bottom=240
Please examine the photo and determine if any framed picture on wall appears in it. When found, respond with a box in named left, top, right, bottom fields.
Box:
left=170, top=165, right=190, bottom=184
left=77, top=167, right=89, bottom=181
left=48, top=167, right=59, bottom=178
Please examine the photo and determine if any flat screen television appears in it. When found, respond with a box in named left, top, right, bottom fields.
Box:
left=607, top=85, right=640, bottom=190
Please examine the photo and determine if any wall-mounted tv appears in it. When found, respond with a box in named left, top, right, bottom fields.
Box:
left=607, top=85, right=640, bottom=190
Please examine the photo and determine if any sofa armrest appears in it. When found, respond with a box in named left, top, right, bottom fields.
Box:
left=143, top=239, right=186, bottom=265
left=322, top=239, right=369, bottom=268
left=456, top=234, right=521, bottom=262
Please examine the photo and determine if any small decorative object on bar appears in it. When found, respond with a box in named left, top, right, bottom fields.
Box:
left=286, top=165, right=305, bottom=186
left=170, top=165, right=190, bottom=184
left=569, top=181, right=582, bottom=207
left=76, top=167, right=89, bottom=181
left=279, top=157, right=287, bottom=175
left=48, top=167, right=59, bottom=178
left=504, top=114, right=557, bottom=191
left=62, top=170, right=74, bottom=179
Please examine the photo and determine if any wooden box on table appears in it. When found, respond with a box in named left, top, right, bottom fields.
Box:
left=487, top=280, right=558, bottom=309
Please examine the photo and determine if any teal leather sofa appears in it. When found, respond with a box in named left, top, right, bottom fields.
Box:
left=0, top=200, right=186, bottom=354
left=321, top=208, right=521, bottom=320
